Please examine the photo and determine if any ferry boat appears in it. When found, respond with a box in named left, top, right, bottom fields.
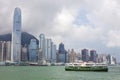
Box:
left=65, top=62, right=108, bottom=72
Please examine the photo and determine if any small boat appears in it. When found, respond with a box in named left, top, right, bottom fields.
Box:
left=65, top=62, right=108, bottom=72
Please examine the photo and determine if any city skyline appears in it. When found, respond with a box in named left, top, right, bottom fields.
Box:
left=0, top=0, right=120, bottom=62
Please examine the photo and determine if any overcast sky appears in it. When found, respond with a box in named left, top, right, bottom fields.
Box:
left=0, top=0, right=120, bottom=62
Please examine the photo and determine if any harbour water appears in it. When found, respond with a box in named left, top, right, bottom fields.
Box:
left=0, top=66, right=120, bottom=80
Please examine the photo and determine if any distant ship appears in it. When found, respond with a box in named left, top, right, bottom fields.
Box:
left=65, top=62, right=108, bottom=72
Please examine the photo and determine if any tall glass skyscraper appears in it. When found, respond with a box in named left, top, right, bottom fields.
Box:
left=39, top=33, right=57, bottom=63
left=90, top=50, right=97, bottom=62
left=45, top=39, right=48, bottom=60
left=47, top=39, right=52, bottom=61
left=51, top=44, right=56, bottom=62
left=39, top=34, right=45, bottom=60
left=29, top=39, right=37, bottom=62
left=11, top=7, right=21, bottom=62
left=81, top=49, right=89, bottom=62
left=58, top=43, right=67, bottom=63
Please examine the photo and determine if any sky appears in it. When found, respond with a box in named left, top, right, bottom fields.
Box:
left=0, top=0, right=120, bottom=62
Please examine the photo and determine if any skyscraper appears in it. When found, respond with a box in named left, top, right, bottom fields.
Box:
left=45, top=39, right=48, bottom=60
left=39, top=34, right=45, bottom=60
left=11, top=7, right=21, bottom=62
left=106, top=54, right=116, bottom=65
left=0, top=41, right=4, bottom=62
left=90, top=50, right=97, bottom=62
left=58, top=43, right=67, bottom=63
left=0, top=41, right=11, bottom=62
left=81, top=49, right=89, bottom=62
left=47, top=39, right=52, bottom=62
left=68, top=49, right=76, bottom=63
left=21, top=45, right=28, bottom=62
left=39, top=33, right=57, bottom=63
left=2, top=41, right=6, bottom=61
left=29, top=39, right=38, bottom=62
left=5, top=41, right=11, bottom=61
left=51, top=43, right=56, bottom=62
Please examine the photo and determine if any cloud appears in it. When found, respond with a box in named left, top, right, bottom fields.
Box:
left=104, top=30, right=120, bottom=47
left=85, top=0, right=120, bottom=48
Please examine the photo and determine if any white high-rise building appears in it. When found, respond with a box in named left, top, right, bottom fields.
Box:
left=11, top=7, right=21, bottom=62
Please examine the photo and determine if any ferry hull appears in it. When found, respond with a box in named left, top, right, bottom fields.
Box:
left=65, top=66, right=108, bottom=72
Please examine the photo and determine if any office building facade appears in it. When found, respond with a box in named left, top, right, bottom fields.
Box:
left=90, top=50, right=97, bottom=62
left=81, top=49, right=89, bottom=62
left=58, top=43, right=67, bottom=63
left=29, top=39, right=38, bottom=62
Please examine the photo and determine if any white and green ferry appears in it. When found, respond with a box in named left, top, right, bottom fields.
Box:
left=65, top=62, right=108, bottom=72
